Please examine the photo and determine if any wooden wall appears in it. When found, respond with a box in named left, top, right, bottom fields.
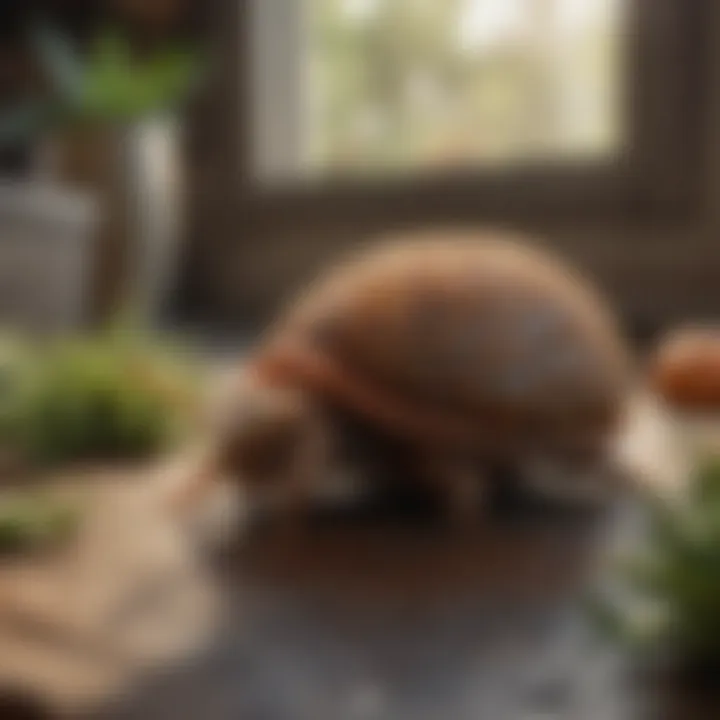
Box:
left=178, top=0, right=720, bottom=340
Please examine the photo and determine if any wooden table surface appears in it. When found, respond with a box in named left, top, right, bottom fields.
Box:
left=2, top=395, right=720, bottom=720
left=95, top=498, right=718, bottom=720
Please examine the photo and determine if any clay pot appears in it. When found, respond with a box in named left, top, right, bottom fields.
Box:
left=649, top=327, right=720, bottom=410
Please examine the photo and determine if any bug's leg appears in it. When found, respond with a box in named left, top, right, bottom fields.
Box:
left=419, top=455, right=488, bottom=527
left=266, top=457, right=318, bottom=536
left=165, top=443, right=224, bottom=519
left=271, top=414, right=336, bottom=534
left=445, top=466, right=488, bottom=527
left=269, top=483, right=314, bottom=537
left=578, top=451, right=638, bottom=502
left=520, top=454, right=619, bottom=509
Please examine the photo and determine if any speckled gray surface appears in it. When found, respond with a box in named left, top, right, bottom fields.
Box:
left=92, top=494, right=646, bottom=720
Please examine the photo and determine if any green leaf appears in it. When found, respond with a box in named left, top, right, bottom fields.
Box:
left=23, top=22, right=203, bottom=127
left=6, top=319, right=201, bottom=466
left=584, top=592, right=672, bottom=650
left=30, top=23, right=86, bottom=103
left=690, top=454, right=720, bottom=506
left=0, top=100, right=60, bottom=146
left=79, top=30, right=202, bottom=121
left=0, top=492, right=81, bottom=553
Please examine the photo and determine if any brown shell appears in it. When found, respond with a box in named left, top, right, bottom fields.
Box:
left=249, top=230, right=632, bottom=453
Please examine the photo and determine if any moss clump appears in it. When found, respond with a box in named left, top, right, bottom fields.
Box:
left=0, top=491, right=81, bottom=554
left=589, top=454, right=720, bottom=666
left=5, top=321, right=202, bottom=467
left=0, top=332, right=33, bottom=441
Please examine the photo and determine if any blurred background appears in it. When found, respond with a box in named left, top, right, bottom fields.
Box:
left=0, top=0, right=714, bottom=340
left=184, top=0, right=712, bottom=342
left=0, top=1, right=719, bottom=718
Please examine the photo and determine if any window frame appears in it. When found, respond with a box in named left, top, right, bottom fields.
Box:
left=234, top=0, right=710, bottom=225
left=179, top=0, right=715, bottom=328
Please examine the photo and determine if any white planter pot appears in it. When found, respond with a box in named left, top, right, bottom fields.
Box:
left=4, top=116, right=184, bottom=333
left=0, top=180, right=98, bottom=334
left=124, top=116, right=184, bottom=325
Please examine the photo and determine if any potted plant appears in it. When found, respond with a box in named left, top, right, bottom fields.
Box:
left=0, top=2, right=203, bottom=330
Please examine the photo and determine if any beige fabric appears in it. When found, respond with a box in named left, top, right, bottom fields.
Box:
left=0, top=458, right=225, bottom=715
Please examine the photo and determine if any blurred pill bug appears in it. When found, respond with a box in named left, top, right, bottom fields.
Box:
left=176, top=229, right=634, bottom=530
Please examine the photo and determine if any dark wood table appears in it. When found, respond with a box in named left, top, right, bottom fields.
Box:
left=2, top=393, right=717, bottom=720
left=75, top=486, right=717, bottom=720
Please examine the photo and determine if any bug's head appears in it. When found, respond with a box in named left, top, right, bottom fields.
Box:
left=207, top=372, right=329, bottom=504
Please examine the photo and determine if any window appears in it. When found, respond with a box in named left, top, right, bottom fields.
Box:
left=308, top=0, right=625, bottom=178
left=251, top=0, right=628, bottom=185
left=183, top=0, right=713, bottom=326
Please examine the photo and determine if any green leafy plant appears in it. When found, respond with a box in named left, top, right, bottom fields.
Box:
left=35, top=24, right=203, bottom=122
left=7, top=319, right=202, bottom=466
left=0, top=332, right=33, bottom=439
left=589, top=454, right=720, bottom=666
left=0, top=490, right=81, bottom=554
left=0, top=22, right=204, bottom=145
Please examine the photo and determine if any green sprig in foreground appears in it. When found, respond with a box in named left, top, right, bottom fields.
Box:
left=0, top=319, right=202, bottom=554
left=588, top=455, right=720, bottom=666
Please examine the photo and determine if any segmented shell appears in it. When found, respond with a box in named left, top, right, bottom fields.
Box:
left=251, top=230, right=631, bottom=452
